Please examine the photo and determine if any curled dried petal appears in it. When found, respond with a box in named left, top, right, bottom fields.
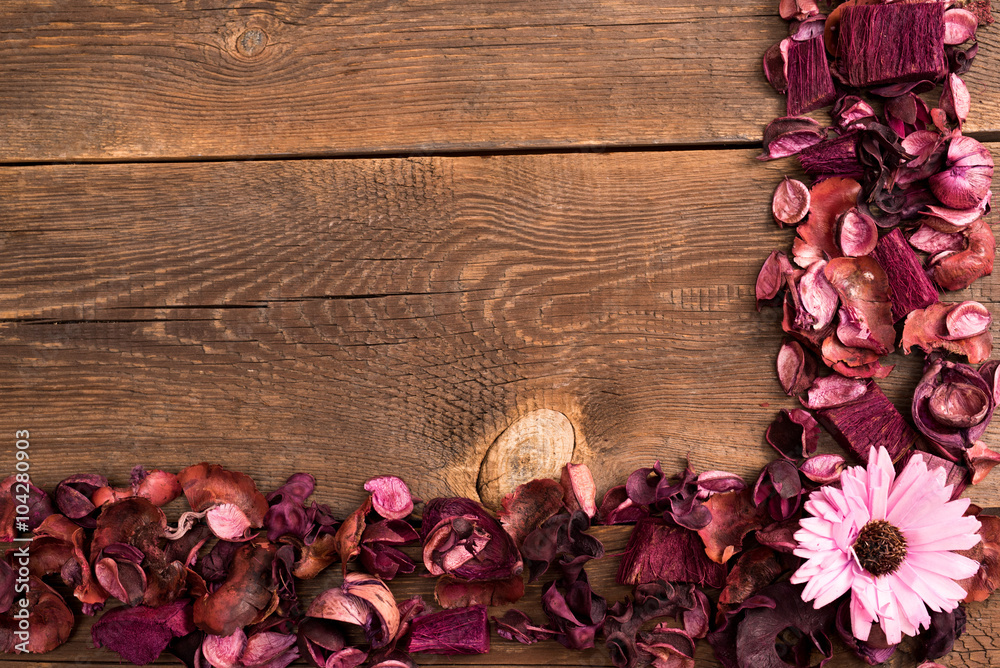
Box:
left=837, top=208, right=877, bottom=257
left=944, top=8, right=979, bottom=45
left=364, top=476, right=414, bottom=521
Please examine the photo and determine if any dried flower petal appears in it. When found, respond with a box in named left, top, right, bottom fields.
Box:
left=837, top=207, right=877, bottom=257
left=434, top=574, right=524, bottom=608
left=799, top=453, right=846, bottom=484
left=941, top=73, right=972, bottom=127
left=913, top=356, right=994, bottom=460
left=824, top=256, right=896, bottom=354
left=944, top=8, right=979, bottom=45
left=407, top=605, right=489, bottom=655
left=798, top=177, right=862, bottom=260
left=132, top=466, right=183, bottom=507
left=492, top=609, right=556, bottom=644
left=928, top=218, right=995, bottom=291
left=718, top=547, right=783, bottom=609
left=421, top=497, right=522, bottom=582
left=759, top=116, right=826, bottom=161
left=802, top=373, right=868, bottom=409
left=930, top=136, right=994, bottom=210
left=776, top=339, right=818, bottom=396
left=763, top=39, right=790, bottom=94
left=307, top=572, right=400, bottom=649
left=765, top=409, right=819, bottom=459
left=605, top=581, right=708, bottom=668
left=561, top=463, right=597, bottom=518
left=498, top=478, right=565, bottom=548
left=966, top=441, right=1000, bottom=484
left=177, top=464, right=269, bottom=537
left=597, top=485, right=648, bottom=525
left=521, top=511, right=604, bottom=583
left=364, top=476, right=414, bottom=521
left=193, top=542, right=278, bottom=637
left=903, top=302, right=993, bottom=363
left=264, top=473, right=315, bottom=541
left=697, top=488, right=769, bottom=564
left=756, top=250, right=789, bottom=309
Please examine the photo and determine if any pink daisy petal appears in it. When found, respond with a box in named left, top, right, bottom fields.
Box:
left=905, top=550, right=981, bottom=580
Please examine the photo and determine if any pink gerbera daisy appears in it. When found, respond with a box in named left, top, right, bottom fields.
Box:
left=791, top=446, right=981, bottom=644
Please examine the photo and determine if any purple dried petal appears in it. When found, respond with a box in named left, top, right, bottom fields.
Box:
left=825, top=256, right=896, bottom=354
left=837, top=3, right=947, bottom=87
left=695, top=471, right=746, bottom=497
left=815, top=379, right=917, bottom=463
left=616, top=519, right=725, bottom=588
left=92, top=600, right=195, bottom=665
left=241, top=631, right=299, bottom=668
left=772, top=178, right=810, bottom=228
left=407, top=605, right=489, bottom=655
left=264, top=473, right=315, bottom=541
left=307, top=573, right=400, bottom=650
left=799, top=453, right=846, bottom=484
left=944, top=8, right=979, bottom=45
left=869, top=80, right=936, bottom=98
left=733, top=582, right=834, bottom=668
left=759, top=116, right=826, bottom=161
left=636, top=625, right=696, bottom=668
left=786, top=35, right=836, bottom=116
left=202, top=629, right=247, bottom=668
left=361, top=543, right=417, bottom=581
left=776, top=339, right=817, bottom=396
left=870, top=228, right=940, bottom=322
left=832, top=95, right=876, bottom=131
left=765, top=409, right=819, bottom=459
left=421, top=497, right=522, bottom=582
left=298, top=618, right=346, bottom=668
left=763, top=40, right=789, bottom=94
left=492, top=609, right=556, bottom=644
left=55, top=473, right=108, bottom=525
left=798, top=260, right=839, bottom=330
left=885, top=92, right=932, bottom=138
left=498, top=478, right=566, bottom=548
left=947, top=40, right=979, bottom=74
left=802, top=372, right=868, bottom=409
left=598, top=485, right=649, bottom=525
left=605, top=581, right=706, bottom=668
left=752, top=461, right=802, bottom=521
left=910, top=224, right=966, bottom=254
left=541, top=576, right=607, bottom=649
left=917, top=606, right=966, bottom=662
left=755, top=518, right=802, bottom=553
left=913, top=356, right=995, bottom=460
left=364, top=476, right=414, bottom=521
left=521, top=511, right=604, bottom=582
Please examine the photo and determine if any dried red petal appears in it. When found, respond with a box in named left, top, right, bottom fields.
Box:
left=930, top=136, right=994, bottom=210
left=797, top=177, right=861, bottom=260
left=434, top=574, right=524, bottom=608
left=0, top=578, right=74, bottom=654
left=903, top=302, right=993, bottom=363
left=132, top=467, right=183, bottom=507
left=697, top=489, right=769, bottom=564
left=799, top=453, right=846, bottom=484
left=763, top=40, right=789, bottom=94
left=597, top=485, right=648, bottom=525
left=176, top=463, right=268, bottom=535
left=967, top=441, right=1000, bottom=484
left=941, top=73, right=972, bottom=126
left=944, top=8, right=979, bottom=45
left=334, top=496, right=372, bottom=577
left=870, top=228, right=940, bottom=322
left=756, top=250, right=789, bottom=309
left=928, top=218, right=995, bottom=292
left=837, top=208, right=877, bottom=257
left=498, top=478, right=565, bottom=548
left=193, top=542, right=278, bottom=637
left=824, top=256, right=896, bottom=355
left=772, top=178, right=810, bottom=228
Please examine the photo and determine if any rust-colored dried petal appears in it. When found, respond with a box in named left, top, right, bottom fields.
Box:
left=0, top=578, right=74, bottom=653
left=177, top=463, right=269, bottom=531
left=798, top=177, right=862, bottom=260
left=434, top=574, right=525, bottom=609
left=697, top=489, right=769, bottom=564
left=193, top=542, right=278, bottom=637
left=929, top=218, right=995, bottom=292
left=903, top=302, right=993, bottom=364
left=824, top=256, right=896, bottom=355
left=967, top=441, right=1000, bottom=485
left=333, top=497, right=372, bottom=577
left=498, top=478, right=565, bottom=548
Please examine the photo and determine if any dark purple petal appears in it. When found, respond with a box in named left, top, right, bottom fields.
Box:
left=917, top=606, right=966, bottom=662
left=421, top=497, right=522, bottom=582
left=498, top=478, right=565, bottom=548
left=521, top=511, right=604, bottom=583
left=264, top=473, right=315, bottom=541
left=718, top=547, right=783, bottom=609
left=763, top=40, right=789, bottom=93
left=406, top=605, right=489, bottom=655
left=597, top=485, right=649, bottom=525
left=541, top=575, right=606, bottom=650
left=733, top=582, right=834, bottom=668
left=492, top=609, right=556, bottom=644
left=695, top=471, right=746, bottom=497
left=605, top=581, right=706, bottom=668
left=765, top=409, right=819, bottom=459
left=752, top=460, right=802, bottom=521
left=776, top=339, right=817, bottom=396
left=55, top=473, right=108, bottom=526
left=755, top=518, right=801, bottom=553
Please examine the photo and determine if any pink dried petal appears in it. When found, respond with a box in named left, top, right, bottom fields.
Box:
left=364, top=476, right=414, bottom=521
left=941, top=73, right=971, bottom=126
left=786, top=35, right=836, bottom=116
left=133, top=469, right=182, bottom=507
left=177, top=464, right=269, bottom=530
left=967, top=441, right=1000, bottom=484
left=203, top=629, right=248, bottom=668
left=837, top=3, right=948, bottom=87
left=923, top=201, right=987, bottom=232
left=799, top=453, right=847, bottom=483
left=802, top=373, right=868, bottom=409
left=930, top=136, right=994, bottom=210
left=870, top=228, right=939, bottom=322
left=206, top=503, right=253, bottom=541
left=561, top=463, right=597, bottom=518
left=193, top=542, right=278, bottom=637
left=696, top=471, right=747, bottom=497
left=799, top=260, right=839, bottom=330
left=755, top=250, right=789, bottom=309
left=945, top=301, right=992, bottom=339
left=772, top=178, right=810, bottom=228
left=697, top=489, right=769, bottom=564
left=759, top=116, right=826, bottom=161
left=780, top=0, right=819, bottom=20
left=837, top=208, right=877, bottom=256
left=832, top=95, right=876, bottom=131
left=903, top=302, right=993, bottom=363
left=814, top=380, right=916, bottom=462
left=791, top=238, right=827, bottom=269
left=776, top=339, right=817, bottom=396
left=909, top=225, right=967, bottom=254
left=944, top=8, right=979, bottom=44
left=241, top=631, right=299, bottom=668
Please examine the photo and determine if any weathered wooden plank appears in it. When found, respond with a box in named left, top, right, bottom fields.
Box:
left=1, top=0, right=997, bottom=162
left=1, top=149, right=999, bottom=666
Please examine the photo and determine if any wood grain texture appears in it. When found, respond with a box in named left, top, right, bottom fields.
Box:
left=2, top=149, right=1000, bottom=666
left=1, top=0, right=997, bottom=162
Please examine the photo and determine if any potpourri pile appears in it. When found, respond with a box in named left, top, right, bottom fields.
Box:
left=4, top=0, right=1000, bottom=666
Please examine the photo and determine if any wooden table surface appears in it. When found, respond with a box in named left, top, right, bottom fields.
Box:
left=2, top=1, right=999, bottom=666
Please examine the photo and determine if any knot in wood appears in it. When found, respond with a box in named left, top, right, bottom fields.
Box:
left=477, top=409, right=576, bottom=511
left=237, top=28, right=268, bottom=58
